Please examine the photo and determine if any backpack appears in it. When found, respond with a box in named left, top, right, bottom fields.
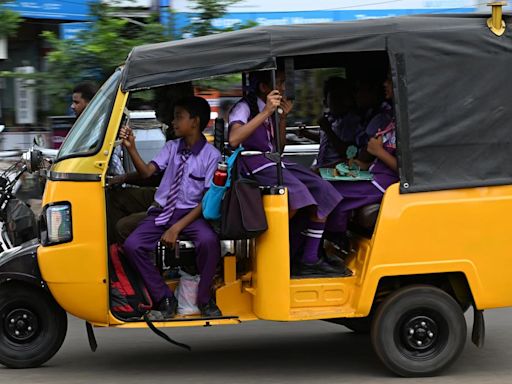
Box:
left=109, top=244, right=152, bottom=320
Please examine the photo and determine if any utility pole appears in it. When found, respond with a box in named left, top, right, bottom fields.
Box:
left=150, top=0, right=160, bottom=18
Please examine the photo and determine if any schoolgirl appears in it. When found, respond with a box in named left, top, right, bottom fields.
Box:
left=228, top=71, right=345, bottom=277
left=326, top=75, right=399, bottom=234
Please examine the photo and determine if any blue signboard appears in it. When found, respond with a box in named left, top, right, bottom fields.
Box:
left=170, top=0, right=478, bottom=35
left=60, top=22, right=91, bottom=40
left=173, top=7, right=475, bottom=34
left=3, top=0, right=91, bottom=21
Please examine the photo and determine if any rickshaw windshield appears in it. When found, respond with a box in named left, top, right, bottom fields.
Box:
left=56, top=70, right=121, bottom=162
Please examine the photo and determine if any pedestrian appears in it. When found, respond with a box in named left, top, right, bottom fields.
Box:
left=71, top=82, right=98, bottom=118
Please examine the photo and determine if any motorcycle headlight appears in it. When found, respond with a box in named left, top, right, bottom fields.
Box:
left=40, top=202, right=73, bottom=246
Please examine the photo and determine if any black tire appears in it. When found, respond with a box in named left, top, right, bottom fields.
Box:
left=0, top=282, right=67, bottom=368
left=371, top=285, right=466, bottom=377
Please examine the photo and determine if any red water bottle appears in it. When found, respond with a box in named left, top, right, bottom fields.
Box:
left=213, top=162, right=228, bottom=186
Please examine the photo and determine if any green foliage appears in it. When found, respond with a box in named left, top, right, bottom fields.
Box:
left=7, top=2, right=166, bottom=114
left=0, top=2, right=21, bottom=37
left=195, top=73, right=242, bottom=92
left=182, top=0, right=242, bottom=37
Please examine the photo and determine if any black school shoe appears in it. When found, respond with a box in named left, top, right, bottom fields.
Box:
left=147, top=296, right=178, bottom=320
left=297, top=260, right=352, bottom=277
left=198, top=299, right=223, bottom=317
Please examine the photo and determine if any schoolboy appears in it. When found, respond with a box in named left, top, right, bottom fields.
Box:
left=121, top=96, right=222, bottom=319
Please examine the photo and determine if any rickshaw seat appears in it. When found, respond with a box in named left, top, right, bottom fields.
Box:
left=155, top=237, right=236, bottom=273
left=351, top=204, right=380, bottom=234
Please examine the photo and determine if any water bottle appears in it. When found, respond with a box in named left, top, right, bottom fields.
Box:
left=213, top=162, right=228, bottom=186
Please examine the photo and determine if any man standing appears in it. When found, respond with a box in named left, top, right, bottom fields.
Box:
left=71, top=82, right=97, bottom=117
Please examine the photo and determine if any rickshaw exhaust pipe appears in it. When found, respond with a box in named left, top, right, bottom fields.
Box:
left=487, top=1, right=507, bottom=36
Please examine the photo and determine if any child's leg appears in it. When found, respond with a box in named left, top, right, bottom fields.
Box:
left=181, top=218, right=221, bottom=306
left=289, top=211, right=308, bottom=262
left=248, top=163, right=343, bottom=271
left=281, top=163, right=342, bottom=264
left=284, top=162, right=343, bottom=220
left=326, top=181, right=384, bottom=233
left=123, top=213, right=169, bottom=304
left=301, top=215, right=326, bottom=264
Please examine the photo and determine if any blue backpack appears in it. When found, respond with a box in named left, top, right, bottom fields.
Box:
left=202, top=147, right=243, bottom=220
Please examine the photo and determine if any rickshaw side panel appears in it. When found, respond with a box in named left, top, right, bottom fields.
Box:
left=38, top=180, right=109, bottom=324
left=354, top=183, right=512, bottom=315
left=37, top=87, right=128, bottom=325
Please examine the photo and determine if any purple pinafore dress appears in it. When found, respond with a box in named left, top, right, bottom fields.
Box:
left=229, top=98, right=342, bottom=219
left=326, top=110, right=399, bottom=233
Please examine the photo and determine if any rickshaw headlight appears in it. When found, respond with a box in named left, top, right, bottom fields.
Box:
left=40, top=202, right=73, bottom=246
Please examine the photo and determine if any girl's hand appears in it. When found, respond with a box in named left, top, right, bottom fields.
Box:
left=264, top=90, right=282, bottom=116
left=350, top=158, right=370, bottom=171
left=119, top=125, right=135, bottom=149
left=318, top=115, right=330, bottom=132
left=280, top=98, right=293, bottom=116
left=367, top=135, right=384, bottom=156
left=161, top=225, right=180, bottom=248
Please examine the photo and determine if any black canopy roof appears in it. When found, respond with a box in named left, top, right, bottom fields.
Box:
left=121, top=14, right=512, bottom=194
left=121, top=15, right=491, bottom=91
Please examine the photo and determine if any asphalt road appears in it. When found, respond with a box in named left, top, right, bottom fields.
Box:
left=1, top=308, right=512, bottom=384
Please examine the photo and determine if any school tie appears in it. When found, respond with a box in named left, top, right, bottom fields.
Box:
left=155, top=149, right=191, bottom=226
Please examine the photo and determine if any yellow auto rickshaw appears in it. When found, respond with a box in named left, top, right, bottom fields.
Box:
left=1, top=4, right=512, bottom=377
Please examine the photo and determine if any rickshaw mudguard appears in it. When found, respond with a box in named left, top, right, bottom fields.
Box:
left=0, top=239, right=47, bottom=290
left=354, top=183, right=512, bottom=316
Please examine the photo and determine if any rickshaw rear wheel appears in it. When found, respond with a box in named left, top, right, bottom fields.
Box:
left=0, top=282, right=67, bottom=368
left=371, top=284, right=466, bottom=377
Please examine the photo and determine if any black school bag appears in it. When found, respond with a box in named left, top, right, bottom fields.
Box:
left=109, top=244, right=152, bottom=320
left=220, top=158, right=268, bottom=240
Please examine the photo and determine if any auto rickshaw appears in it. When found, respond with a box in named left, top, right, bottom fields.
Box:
left=1, top=4, right=512, bottom=377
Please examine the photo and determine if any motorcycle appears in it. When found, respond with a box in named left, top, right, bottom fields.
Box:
left=0, top=148, right=50, bottom=252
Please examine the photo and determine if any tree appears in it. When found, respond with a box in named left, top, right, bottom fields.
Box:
left=183, top=0, right=243, bottom=37
left=0, top=1, right=21, bottom=37
left=182, top=0, right=256, bottom=91
left=0, top=2, right=167, bottom=114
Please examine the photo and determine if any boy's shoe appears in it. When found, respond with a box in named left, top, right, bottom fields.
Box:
left=147, top=296, right=178, bottom=320
left=199, top=299, right=223, bottom=317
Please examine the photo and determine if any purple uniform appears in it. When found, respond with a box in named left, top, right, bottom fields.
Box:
left=229, top=98, right=342, bottom=220
left=356, top=102, right=393, bottom=148
left=316, top=112, right=361, bottom=168
left=152, top=138, right=219, bottom=209
left=124, top=136, right=222, bottom=306
left=326, top=108, right=399, bottom=233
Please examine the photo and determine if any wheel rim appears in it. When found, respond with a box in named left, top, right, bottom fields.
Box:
left=395, top=309, right=448, bottom=360
left=3, top=308, right=39, bottom=343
